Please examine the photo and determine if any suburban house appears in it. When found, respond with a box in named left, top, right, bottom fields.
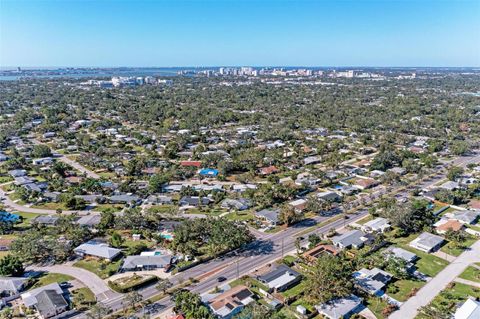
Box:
left=439, top=181, right=460, bottom=191
left=353, top=268, right=392, bottom=296
left=232, top=184, right=257, bottom=193
left=145, top=195, right=173, bottom=205
left=259, top=165, right=279, bottom=176
left=21, top=283, right=68, bottom=319
left=288, top=199, right=308, bottom=212
left=315, top=295, right=363, bottom=319
left=435, top=219, right=465, bottom=234
left=454, top=297, right=480, bottom=319
left=178, top=196, right=211, bottom=207
left=303, top=244, right=339, bottom=264
left=257, top=264, right=302, bottom=292
left=33, top=215, right=59, bottom=226
left=121, top=254, right=172, bottom=272
left=108, top=194, right=141, bottom=205
left=409, top=232, right=445, bottom=253
left=384, top=247, right=418, bottom=264
left=8, top=169, right=27, bottom=178
left=0, top=211, right=20, bottom=223
left=207, top=285, right=254, bottom=319
left=221, top=198, right=252, bottom=211
left=447, top=210, right=480, bottom=225
left=76, top=214, right=101, bottom=228
left=180, top=160, right=202, bottom=168
left=331, top=230, right=373, bottom=250
left=361, top=217, right=391, bottom=233
left=317, top=191, right=342, bottom=202
left=199, top=168, right=219, bottom=177
left=74, top=242, right=121, bottom=261
left=255, top=208, right=281, bottom=226
left=32, top=157, right=53, bottom=166
left=353, top=178, right=379, bottom=190
left=0, top=277, right=29, bottom=296
left=34, top=290, right=69, bottom=319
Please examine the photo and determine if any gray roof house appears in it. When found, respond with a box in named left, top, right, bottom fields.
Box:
left=449, top=210, right=480, bottom=225
left=0, top=276, right=29, bottom=296
left=221, top=198, right=252, bottom=211
left=35, top=289, right=68, bottom=319
left=121, top=255, right=172, bottom=272
left=384, top=247, right=418, bottom=263
left=74, top=242, right=121, bottom=261
left=21, top=283, right=64, bottom=308
left=315, top=295, right=364, bottom=319
left=317, top=191, right=342, bottom=202
left=331, top=230, right=372, bottom=249
left=9, top=169, right=27, bottom=177
left=255, top=208, right=281, bottom=226
left=146, top=195, right=173, bottom=205
left=439, top=181, right=460, bottom=191
left=108, top=194, right=141, bottom=204
left=14, top=176, right=34, bottom=186
left=33, top=215, right=59, bottom=226
left=353, top=268, right=392, bottom=296
left=257, top=264, right=301, bottom=292
left=76, top=214, right=101, bottom=228
left=409, top=232, right=445, bottom=253
left=178, top=196, right=211, bottom=207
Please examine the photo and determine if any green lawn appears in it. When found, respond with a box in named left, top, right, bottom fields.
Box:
left=32, top=273, right=74, bottom=288
left=366, top=296, right=390, bottom=319
left=388, top=234, right=450, bottom=277
left=440, top=237, right=477, bottom=257
left=72, top=287, right=96, bottom=310
left=387, top=279, right=425, bottom=302
left=282, top=280, right=307, bottom=299
left=459, top=266, right=480, bottom=283
left=14, top=212, right=44, bottom=228
left=74, top=258, right=122, bottom=279
left=417, top=283, right=480, bottom=319
left=356, top=214, right=374, bottom=225
left=31, top=202, right=68, bottom=210
left=225, top=211, right=255, bottom=222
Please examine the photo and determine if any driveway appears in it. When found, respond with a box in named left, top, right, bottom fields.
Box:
left=390, top=239, right=480, bottom=319
left=28, top=264, right=121, bottom=302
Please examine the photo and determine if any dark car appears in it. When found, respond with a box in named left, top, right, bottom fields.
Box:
left=217, top=276, right=227, bottom=282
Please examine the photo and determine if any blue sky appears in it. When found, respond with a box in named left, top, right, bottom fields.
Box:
left=1, top=0, right=479, bottom=67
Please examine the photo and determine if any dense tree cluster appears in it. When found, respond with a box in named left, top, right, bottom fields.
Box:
left=172, top=217, right=253, bottom=256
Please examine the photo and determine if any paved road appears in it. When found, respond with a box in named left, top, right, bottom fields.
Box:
left=390, top=239, right=480, bottom=319
left=31, top=138, right=100, bottom=179
left=0, top=184, right=99, bottom=215
left=57, top=154, right=101, bottom=179
left=27, top=264, right=121, bottom=302
left=72, top=153, right=480, bottom=318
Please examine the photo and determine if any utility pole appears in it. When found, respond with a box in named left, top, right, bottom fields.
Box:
left=236, top=259, right=240, bottom=279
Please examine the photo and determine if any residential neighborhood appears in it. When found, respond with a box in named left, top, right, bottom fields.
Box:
left=0, top=65, right=479, bottom=319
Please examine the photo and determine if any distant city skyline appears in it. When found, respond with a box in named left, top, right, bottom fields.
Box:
left=1, top=0, right=479, bottom=67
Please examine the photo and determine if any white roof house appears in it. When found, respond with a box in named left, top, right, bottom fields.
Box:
left=361, top=217, right=391, bottom=233
left=315, top=295, right=363, bottom=319
left=74, top=243, right=121, bottom=260
left=454, top=297, right=480, bottom=319
left=409, top=232, right=445, bottom=253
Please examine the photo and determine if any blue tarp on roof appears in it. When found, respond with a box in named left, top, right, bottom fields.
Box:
left=0, top=211, right=20, bottom=223
left=199, top=168, right=219, bottom=177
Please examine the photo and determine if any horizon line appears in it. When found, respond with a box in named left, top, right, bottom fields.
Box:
left=2, top=65, right=480, bottom=70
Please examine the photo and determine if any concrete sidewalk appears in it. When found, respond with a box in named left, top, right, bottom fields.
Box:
left=390, top=240, right=480, bottom=319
